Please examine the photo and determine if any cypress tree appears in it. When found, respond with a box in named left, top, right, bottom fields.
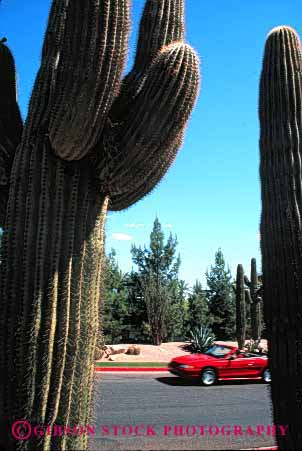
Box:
left=206, top=249, right=235, bottom=339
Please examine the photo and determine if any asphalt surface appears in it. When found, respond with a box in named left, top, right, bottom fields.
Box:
left=88, top=373, right=277, bottom=450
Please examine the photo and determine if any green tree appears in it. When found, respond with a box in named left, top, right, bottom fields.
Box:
left=124, top=270, right=152, bottom=343
left=102, top=249, right=129, bottom=344
left=206, top=249, right=235, bottom=340
left=140, top=272, right=171, bottom=345
left=126, top=274, right=188, bottom=343
left=187, top=280, right=211, bottom=331
left=131, top=217, right=180, bottom=345
left=166, top=279, right=189, bottom=340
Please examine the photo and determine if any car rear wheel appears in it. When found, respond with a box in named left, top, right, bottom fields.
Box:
left=262, top=368, right=271, bottom=383
left=200, top=368, right=217, bottom=386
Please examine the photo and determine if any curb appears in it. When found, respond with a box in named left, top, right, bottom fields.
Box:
left=241, top=448, right=277, bottom=450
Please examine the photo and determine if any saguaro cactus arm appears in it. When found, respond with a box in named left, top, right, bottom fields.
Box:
left=24, top=0, right=130, bottom=161
left=244, top=258, right=262, bottom=304
left=244, top=275, right=251, bottom=288
left=245, top=288, right=252, bottom=305
left=98, top=43, right=199, bottom=209
left=244, top=258, right=257, bottom=289
left=244, top=258, right=262, bottom=340
left=110, top=0, right=185, bottom=119
left=97, top=0, right=200, bottom=210
left=0, top=39, right=23, bottom=226
left=132, top=0, right=185, bottom=71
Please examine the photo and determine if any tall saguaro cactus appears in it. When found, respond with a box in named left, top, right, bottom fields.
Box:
left=259, top=26, right=302, bottom=449
left=0, top=1, right=200, bottom=450
left=235, top=264, right=246, bottom=349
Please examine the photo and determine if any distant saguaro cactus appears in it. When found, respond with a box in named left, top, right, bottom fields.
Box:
left=0, top=1, right=200, bottom=450
left=244, top=258, right=262, bottom=341
left=259, top=25, right=302, bottom=449
left=235, top=264, right=246, bottom=349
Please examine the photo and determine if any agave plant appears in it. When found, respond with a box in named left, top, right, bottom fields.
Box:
left=187, top=326, right=215, bottom=353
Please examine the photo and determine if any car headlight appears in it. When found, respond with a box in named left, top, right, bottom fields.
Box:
left=178, top=364, right=195, bottom=369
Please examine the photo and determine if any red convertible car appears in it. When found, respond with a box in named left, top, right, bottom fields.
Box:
left=168, top=344, right=270, bottom=386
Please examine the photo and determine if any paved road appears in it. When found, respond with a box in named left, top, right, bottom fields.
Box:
left=89, top=373, right=277, bottom=450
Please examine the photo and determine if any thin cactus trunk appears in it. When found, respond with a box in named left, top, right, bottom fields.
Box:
left=250, top=301, right=262, bottom=341
left=235, top=264, right=246, bottom=349
left=259, top=25, right=302, bottom=449
left=0, top=1, right=200, bottom=450
left=250, top=258, right=262, bottom=341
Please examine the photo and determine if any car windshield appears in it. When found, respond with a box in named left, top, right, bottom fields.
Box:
left=204, top=345, right=232, bottom=358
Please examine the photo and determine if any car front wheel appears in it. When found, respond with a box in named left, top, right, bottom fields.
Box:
left=200, top=367, right=217, bottom=386
left=262, top=368, right=271, bottom=383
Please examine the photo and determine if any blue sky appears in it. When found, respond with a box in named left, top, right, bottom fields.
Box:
left=1, top=0, right=300, bottom=287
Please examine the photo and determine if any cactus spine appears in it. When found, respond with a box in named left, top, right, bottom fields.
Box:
left=235, top=264, right=246, bottom=349
left=259, top=25, right=302, bottom=449
left=244, top=258, right=262, bottom=341
left=0, top=2, right=200, bottom=450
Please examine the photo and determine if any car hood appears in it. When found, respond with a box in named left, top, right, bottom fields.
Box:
left=170, top=353, right=217, bottom=364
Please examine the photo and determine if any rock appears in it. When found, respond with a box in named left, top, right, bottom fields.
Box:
left=127, top=345, right=141, bottom=355
left=107, top=346, right=127, bottom=355
left=112, top=348, right=126, bottom=355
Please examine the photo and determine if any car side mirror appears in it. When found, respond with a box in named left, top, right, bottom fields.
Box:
left=227, top=355, right=235, bottom=360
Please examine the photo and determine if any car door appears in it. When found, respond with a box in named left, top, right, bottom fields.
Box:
left=219, top=355, right=258, bottom=378
left=251, top=355, right=268, bottom=376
